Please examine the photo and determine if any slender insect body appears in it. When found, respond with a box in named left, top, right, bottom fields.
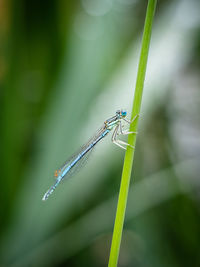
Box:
left=42, top=109, right=138, bottom=201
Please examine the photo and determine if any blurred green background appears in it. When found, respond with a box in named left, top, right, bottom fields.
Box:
left=1, top=0, right=200, bottom=266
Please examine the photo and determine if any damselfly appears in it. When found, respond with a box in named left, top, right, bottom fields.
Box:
left=42, top=110, right=138, bottom=201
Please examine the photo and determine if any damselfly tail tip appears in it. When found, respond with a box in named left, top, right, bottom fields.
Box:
left=42, top=189, right=52, bottom=201
left=42, top=184, right=57, bottom=201
left=42, top=192, right=48, bottom=201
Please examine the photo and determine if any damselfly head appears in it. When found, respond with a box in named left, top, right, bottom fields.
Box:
left=116, top=109, right=127, bottom=118
left=120, top=109, right=127, bottom=117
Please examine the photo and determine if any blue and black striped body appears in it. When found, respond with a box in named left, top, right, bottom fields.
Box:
left=42, top=109, right=127, bottom=201
left=42, top=128, right=110, bottom=200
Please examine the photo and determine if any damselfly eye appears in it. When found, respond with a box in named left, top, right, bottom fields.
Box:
left=121, top=110, right=127, bottom=117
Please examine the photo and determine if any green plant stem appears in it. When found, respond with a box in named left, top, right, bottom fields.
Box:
left=108, top=1, right=157, bottom=266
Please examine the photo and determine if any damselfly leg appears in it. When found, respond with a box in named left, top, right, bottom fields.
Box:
left=111, top=115, right=138, bottom=150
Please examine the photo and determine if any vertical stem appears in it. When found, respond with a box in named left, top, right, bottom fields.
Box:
left=108, top=1, right=157, bottom=266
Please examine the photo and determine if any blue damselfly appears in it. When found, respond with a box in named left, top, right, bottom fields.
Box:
left=42, top=110, right=137, bottom=201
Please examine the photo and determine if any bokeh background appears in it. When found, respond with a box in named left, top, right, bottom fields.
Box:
left=1, top=0, right=200, bottom=266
